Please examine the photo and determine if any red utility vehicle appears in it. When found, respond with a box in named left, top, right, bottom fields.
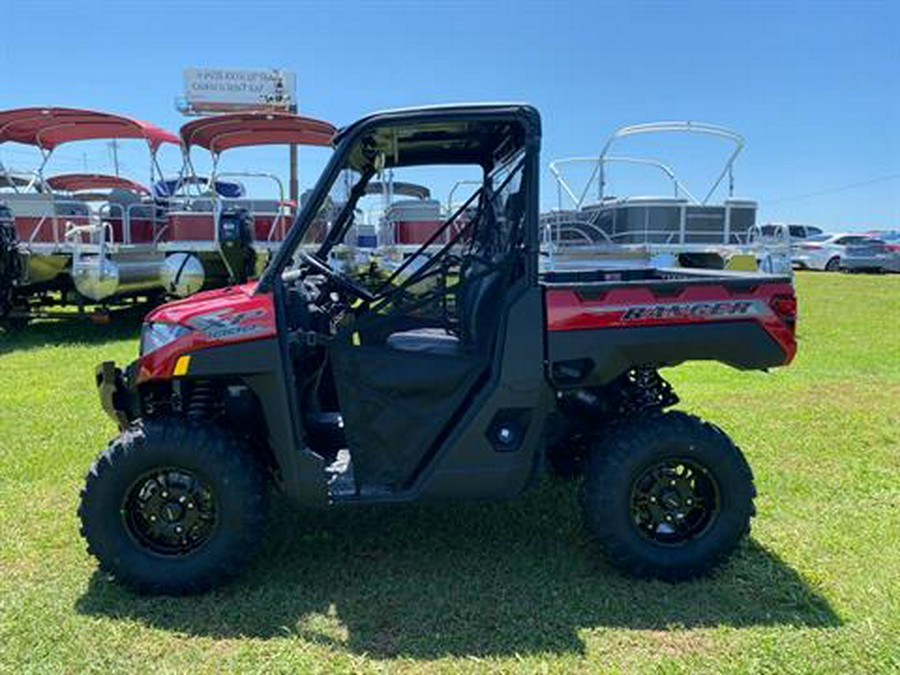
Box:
left=80, top=104, right=797, bottom=594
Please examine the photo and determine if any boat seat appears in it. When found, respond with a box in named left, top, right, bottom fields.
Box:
left=230, top=198, right=282, bottom=213
left=386, top=328, right=460, bottom=356
left=177, top=198, right=215, bottom=212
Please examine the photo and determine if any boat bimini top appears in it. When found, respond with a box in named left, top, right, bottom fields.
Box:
left=550, top=121, right=745, bottom=210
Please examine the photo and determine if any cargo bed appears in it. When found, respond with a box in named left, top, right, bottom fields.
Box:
left=541, top=266, right=797, bottom=387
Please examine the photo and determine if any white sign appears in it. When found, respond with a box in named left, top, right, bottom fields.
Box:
left=183, top=68, right=296, bottom=110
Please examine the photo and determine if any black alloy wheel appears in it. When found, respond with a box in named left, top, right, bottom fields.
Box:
left=629, top=458, right=719, bottom=546
left=123, top=468, right=218, bottom=556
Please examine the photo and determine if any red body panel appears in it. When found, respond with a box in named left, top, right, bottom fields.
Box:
left=545, top=282, right=797, bottom=364
left=135, top=283, right=276, bottom=383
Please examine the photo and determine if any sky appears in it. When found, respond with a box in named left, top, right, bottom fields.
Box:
left=1, top=0, right=897, bottom=231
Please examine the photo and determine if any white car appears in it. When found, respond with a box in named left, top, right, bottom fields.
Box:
left=793, top=233, right=883, bottom=271
left=757, top=223, right=825, bottom=243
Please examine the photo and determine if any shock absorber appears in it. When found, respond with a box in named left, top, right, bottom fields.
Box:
left=186, top=380, right=217, bottom=420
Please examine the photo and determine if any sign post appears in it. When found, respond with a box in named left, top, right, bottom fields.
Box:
left=289, top=103, right=298, bottom=206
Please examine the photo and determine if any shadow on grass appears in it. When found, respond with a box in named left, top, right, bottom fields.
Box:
left=76, top=481, right=840, bottom=659
left=0, top=305, right=144, bottom=355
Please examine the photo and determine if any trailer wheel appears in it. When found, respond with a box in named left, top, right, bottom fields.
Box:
left=581, top=411, right=755, bottom=581
left=78, top=419, right=269, bottom=595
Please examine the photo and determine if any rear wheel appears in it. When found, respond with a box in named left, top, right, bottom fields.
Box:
left=78, top=420, right=269, bottom=595
left=825, top=256, right=841, bottom=272
left=581, top=411, right=755, bottom=581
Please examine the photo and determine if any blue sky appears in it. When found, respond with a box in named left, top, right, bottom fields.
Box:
left=1, top=0, right=897, bottom=231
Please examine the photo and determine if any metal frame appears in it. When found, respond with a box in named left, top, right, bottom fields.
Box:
left=0, top=164, right=46, bottom=194
left=550, top=121, right=745, bottom=212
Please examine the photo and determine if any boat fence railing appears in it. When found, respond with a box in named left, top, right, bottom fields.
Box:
left=63, top=217, right=112, bottom=260
left=539, top=209, right=761, bottom=249
left=213, top=171, right=288, bottom=243
left=23, top=198, right=92, bottom=245
left=549, top=156, right=700, bottom=211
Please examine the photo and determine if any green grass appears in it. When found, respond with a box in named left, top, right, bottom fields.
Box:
left=1, top=272, right=898, bottom=673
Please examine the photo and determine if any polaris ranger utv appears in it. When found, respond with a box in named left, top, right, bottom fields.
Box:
left=80, top=105, right=798, bottom=594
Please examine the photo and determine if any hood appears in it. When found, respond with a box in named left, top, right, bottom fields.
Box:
left=133, top=282, right=277, bottom=384
left=147, top=282, right=264, bottom=327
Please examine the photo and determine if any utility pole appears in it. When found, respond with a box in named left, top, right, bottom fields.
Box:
left=289, top=103, right=298, bottom=206
left=108, top=140, right=120, bottom=176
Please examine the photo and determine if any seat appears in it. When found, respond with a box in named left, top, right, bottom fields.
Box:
left=386, top=257, right=503, bottom=357
left=385, top=186, right=524, bottom=358
left=386, top=327, right=460, bottom=356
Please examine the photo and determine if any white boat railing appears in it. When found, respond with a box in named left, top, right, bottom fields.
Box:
left=550, top=121, right=745, bottom=214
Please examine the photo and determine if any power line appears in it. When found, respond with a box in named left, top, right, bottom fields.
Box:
left=765, top=173, right=900, bottom=205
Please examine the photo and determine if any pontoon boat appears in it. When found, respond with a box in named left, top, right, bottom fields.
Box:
left=0, top=107, right=180, bottom=319
left=169, top=111, right=335, bottom=290
left=544, top=121, right=790, bottom=272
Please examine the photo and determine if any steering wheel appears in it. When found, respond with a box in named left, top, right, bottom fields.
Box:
left=296, top=250, right=375, bottom=303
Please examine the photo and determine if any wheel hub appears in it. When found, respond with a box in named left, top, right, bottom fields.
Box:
left=630, top=458, right=719, bottom=545
left=161, top=501, right=184, bottom=522
left=123, top=468, right=217, bottom=555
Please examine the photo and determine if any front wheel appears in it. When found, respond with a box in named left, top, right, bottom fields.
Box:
left=825, top=256, right=841, bottom=272
left=78, top=420, right=269, bottom=595
left=581, top=411, right=755, bottom=581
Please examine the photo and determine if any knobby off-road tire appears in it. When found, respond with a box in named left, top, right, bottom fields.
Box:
left=78, top=420, right=269, bottom=595
left=580, top=411, right=755, bottom=581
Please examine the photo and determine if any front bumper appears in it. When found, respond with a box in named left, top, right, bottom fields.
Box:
left=95, top=361, right=133, bottom=430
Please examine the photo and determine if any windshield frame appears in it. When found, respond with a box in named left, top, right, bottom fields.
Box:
left=257, top=129, right=358, bottom=291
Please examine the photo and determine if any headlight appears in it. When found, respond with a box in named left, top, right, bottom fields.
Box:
left=140, top=322, right=192, bottom=355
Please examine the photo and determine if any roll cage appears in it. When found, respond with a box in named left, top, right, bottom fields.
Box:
left=259, top=104, right=542, bottom=293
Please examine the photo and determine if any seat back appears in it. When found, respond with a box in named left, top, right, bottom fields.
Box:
left=456, top=186, right=525, bottom=352
left=457, top=257, right=504, bottom=352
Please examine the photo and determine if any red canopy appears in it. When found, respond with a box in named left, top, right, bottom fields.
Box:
left=180, top=112, right=336, bottom=154
left=0, top=107, right=180, bottom=151
left=46, top=173, right=149, bottom=194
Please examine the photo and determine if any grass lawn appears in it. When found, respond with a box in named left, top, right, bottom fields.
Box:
left=0, top=272, right=898, bottom=673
